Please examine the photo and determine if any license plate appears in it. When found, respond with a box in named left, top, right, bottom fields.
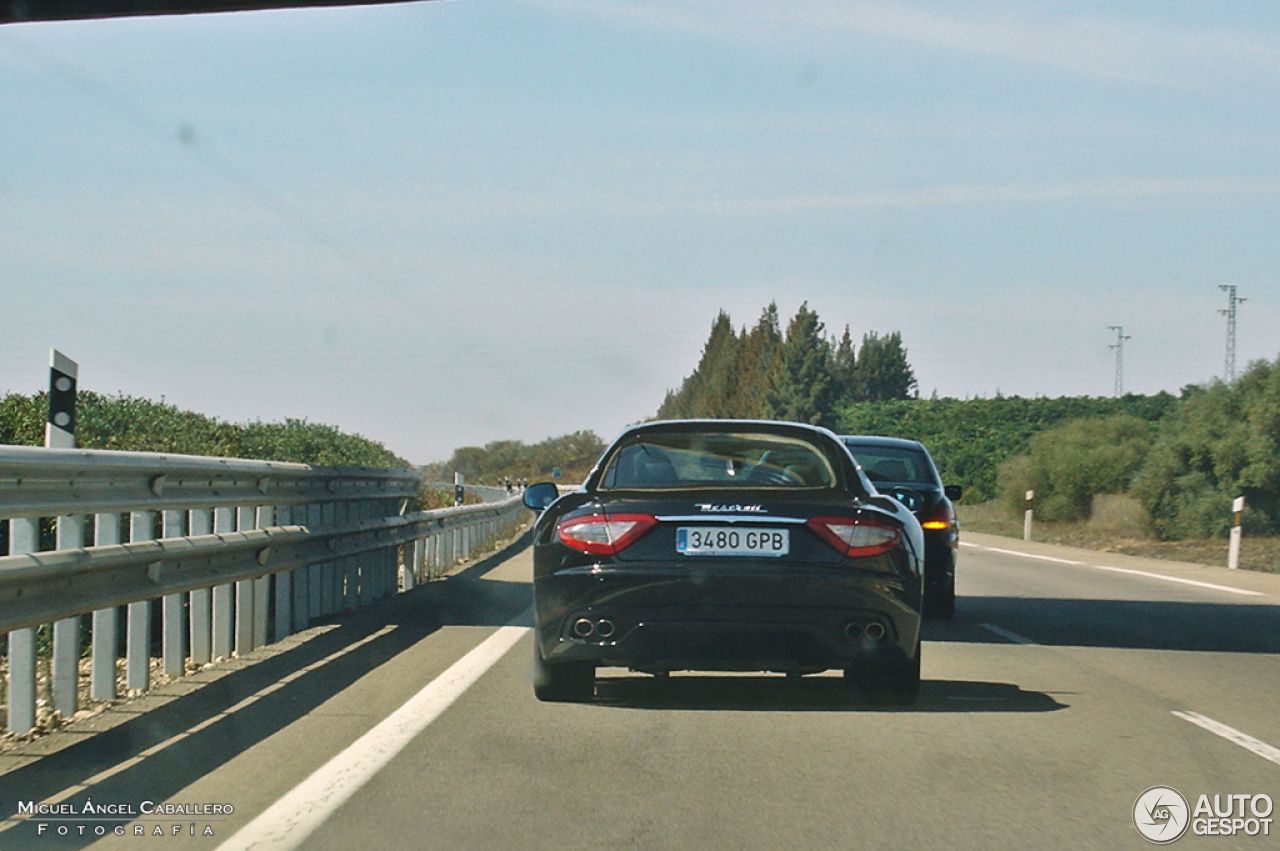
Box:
left=676, top=527, right=790, bottom=557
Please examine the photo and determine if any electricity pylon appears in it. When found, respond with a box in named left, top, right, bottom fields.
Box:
left=1219, top=285, right=1245, bottom=383
left=1108, top=325, right=1131, bottom=396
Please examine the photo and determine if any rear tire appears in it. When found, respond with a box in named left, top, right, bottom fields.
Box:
left=924, top=578, right=956, bottom=619
left=533, top=644, right=595, bottom=703
left=844, top=644, right=921, bottom=706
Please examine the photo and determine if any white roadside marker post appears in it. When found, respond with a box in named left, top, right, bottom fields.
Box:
left=1228, top=496, right=1244, bottom=570
left=1024, top=490, right=1035, bottom=542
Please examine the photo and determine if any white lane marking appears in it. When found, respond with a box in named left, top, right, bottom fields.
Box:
left=1091, top=564, right=1264, bottom=597
left=964, top=543, right=1263, bottom=597
left=0, top=624, right=393, bottom=837
left=1173, top=711, right=1280, bottom=768
left=981, top=546, right=1084, bottom=565
left=980, top=623, right=1039, bottom=646
left=216, top=621, right=531, bottom=851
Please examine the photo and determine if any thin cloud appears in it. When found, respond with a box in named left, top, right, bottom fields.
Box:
left=642, top=177, right=1280, bottom=215
left=545, top=0, right=1280, bottom=88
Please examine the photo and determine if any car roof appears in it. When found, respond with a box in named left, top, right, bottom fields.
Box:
left=622, top=419, right=844, bottom=442
left=839, top=435, right=927, bottom=451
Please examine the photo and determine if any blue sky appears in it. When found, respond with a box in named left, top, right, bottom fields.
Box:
left=2, top=0, right=1277, bottom=463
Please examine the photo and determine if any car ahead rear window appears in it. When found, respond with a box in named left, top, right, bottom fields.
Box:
left=600, top=432, right=837, bottom=489
left=844, top=444, right=935, bottom=485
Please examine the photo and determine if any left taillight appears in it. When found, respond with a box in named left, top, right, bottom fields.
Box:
left=806, top=516, right=901, bottom=557
left=556, top=512, right=657, bottom=556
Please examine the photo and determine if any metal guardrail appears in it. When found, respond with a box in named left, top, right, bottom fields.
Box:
left=0, top=446, right=529, bottom=735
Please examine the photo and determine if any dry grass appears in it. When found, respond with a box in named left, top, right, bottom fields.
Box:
left=958, top=496, right=1280, bottom=573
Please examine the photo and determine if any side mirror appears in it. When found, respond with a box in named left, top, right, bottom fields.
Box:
left=522, top=481, right=560, bottom=511
left=944, top=484, right=963, bottom=501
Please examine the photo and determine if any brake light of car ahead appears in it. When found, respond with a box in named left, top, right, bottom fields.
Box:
left=556, top=512, right=658, bottom=556
left=805, top=516, right=901, bottom=557
left=919, top=500, right=954, bottom=531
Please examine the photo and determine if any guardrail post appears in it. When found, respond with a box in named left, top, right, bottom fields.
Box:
left=295, top=504, right=316, bottom=632
left=188, top=509, right=213, bottom=665
left=274, top=505, right=294, bottom=643
left=236, top=506, right=256, bottom=655
left=7, top=517, right=39, bottom=734
left=162, top=509, right=186, bottom=678
left=316, top=501, right=334, bottom=617
left=358, top=500, right=374, bottom=607
left=253, top=506, right=272, bottom=647
left=212, top=507, right=236, bottom=659
left=126, top=511, right=153, bottom=692
left=407, top=537, right=424, bottom=591
left=342, top=501, right=359, bottom=611
left=91, top=513, right=121, bottom=700
left=52, top=514, right=85, bottom=718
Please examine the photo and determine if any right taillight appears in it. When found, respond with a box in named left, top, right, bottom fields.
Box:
left=806, top=516, right=901, bottom=557
left=920, top=501, right=953, bottom=531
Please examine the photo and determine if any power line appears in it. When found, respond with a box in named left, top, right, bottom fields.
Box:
left=1107, top=325, right=1131, bottom=396
left=1219, top=285, right=1245, bottom=383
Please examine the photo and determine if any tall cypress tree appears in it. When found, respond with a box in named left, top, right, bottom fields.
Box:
left=831, top=325, right=858, bottom=405
left=767, top=303, right=836, bottom=426
left=656, top=310, right=739, bottom=418
left=734, top=303, right=783, bottom=418
left=854, top=331, right=917, bottom=401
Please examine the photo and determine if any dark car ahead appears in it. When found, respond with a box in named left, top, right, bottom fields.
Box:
left=522, top=420, right=924, bottom=704
left=839, top=436, right=961, bottom=619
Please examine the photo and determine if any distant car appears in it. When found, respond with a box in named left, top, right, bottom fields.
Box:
left=522, top=419, right=924, bottom=704
left=839, top=435, right=961, bottom=619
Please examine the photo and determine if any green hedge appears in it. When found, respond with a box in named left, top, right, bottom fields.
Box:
left=834, top=394, right=1179, bottom=502
left=0, top=391, right=408, bottom=468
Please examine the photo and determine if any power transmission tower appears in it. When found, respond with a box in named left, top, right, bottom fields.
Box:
left=1219, top=285, right=1245, bottom=383
left=1108, top=325, right=1131, bottom=396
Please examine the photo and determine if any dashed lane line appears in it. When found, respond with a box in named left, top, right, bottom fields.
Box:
left=979, top=623, right=1039, bottom=646
left=1173, top=711, right=1280, bottom=769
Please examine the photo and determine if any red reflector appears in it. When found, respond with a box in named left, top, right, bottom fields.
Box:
left=806, top=516, right=901, bottom=557
left=557, top=512, right=657, bottom=556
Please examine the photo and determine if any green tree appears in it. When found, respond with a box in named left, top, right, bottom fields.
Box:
left=830, top=325, right=858, bottom=405
left=853, top=331, right=916, bottom=401
left=766, top=302, right=836, bottom=426
left=656, top=311, right=739, bottom=419
left=733, top=303, right=784, bottom=419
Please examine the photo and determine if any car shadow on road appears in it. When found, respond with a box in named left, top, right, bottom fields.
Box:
left=591, top=674, right=1065, bottom=713
left=926, top=595, right=1280, bottom=653
left=0, top=536, right=534, bottom=851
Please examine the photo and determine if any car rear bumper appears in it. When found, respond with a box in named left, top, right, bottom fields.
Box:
left=534, top=566, right=921, bottom=673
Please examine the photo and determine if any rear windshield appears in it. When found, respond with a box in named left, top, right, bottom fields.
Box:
left=600, top=432, right=837, bottom=489
left=844, top=444, right=935, bottom=485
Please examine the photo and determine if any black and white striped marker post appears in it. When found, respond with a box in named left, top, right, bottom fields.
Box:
left=46, top=348, right=77, bottom=449
left=47, top=350, right=83, bottom=719
left=1228, top=496, right=1245, bottom=569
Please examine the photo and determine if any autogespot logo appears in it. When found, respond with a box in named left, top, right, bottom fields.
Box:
left=1135, top=786, right=1191, bottom=844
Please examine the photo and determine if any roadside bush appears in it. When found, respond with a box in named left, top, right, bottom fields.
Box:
left=1132, top=356, right=1280, bottom=539
left=995, top=414, right=1153, bottom=522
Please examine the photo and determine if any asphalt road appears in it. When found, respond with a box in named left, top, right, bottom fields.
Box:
left=2, top=531, right=1278, bottom=850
